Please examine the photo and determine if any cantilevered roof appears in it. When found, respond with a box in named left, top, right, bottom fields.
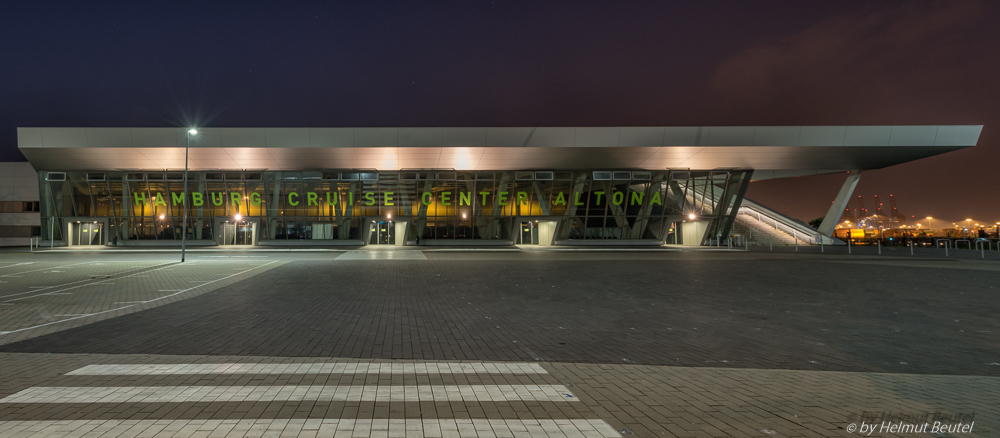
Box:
left=17, top=126, right=981, bottom=175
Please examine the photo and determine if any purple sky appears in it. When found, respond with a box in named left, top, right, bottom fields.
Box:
left=2, top=1, right=997, bottom=223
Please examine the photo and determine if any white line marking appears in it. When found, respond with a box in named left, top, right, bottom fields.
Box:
left=0, top=419, right=621, bottom=437
left=68, top=362, right=549, bottom=375
left=0, top=263, right=33, bottom=270
left=157, top=289, right=182, bottom=292
left=113, top=302, right=147, bottom=304
left=0, top=384, right=577, bottom=403
left=0, top=263, right=174, bottom=299
left=0, top=260, right=104, bottom=276
left=0, top=261, right=278, bottom=336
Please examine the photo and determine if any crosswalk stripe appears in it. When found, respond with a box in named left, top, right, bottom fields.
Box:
left=67, top=362, right=548, bottom=375
left=0, top=419, right=621, bottom=437
left=1, top=384, right=578, bottom=404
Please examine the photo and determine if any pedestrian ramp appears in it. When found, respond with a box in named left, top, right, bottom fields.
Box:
left=0, top=360, right=621, bottom=437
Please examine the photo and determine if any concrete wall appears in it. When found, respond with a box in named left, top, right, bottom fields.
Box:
left=0, top=162, right=41, bottom=247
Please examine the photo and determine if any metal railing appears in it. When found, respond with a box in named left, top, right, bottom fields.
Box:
left=737, top=205, right=822, bottom=245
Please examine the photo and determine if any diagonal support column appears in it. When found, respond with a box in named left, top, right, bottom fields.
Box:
left=818, top=170, right=862, bottom=237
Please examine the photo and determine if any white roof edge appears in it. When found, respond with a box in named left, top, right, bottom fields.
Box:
left=17, top=125, right=983, bottom=149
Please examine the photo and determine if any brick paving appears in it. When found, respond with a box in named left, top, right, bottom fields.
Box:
left=2, top=254, right=997, bottom=376
left=0, top=250, right=996, bottom=436
left=0, top=258, right=284, bottom=343
left=0, top=353, right=995, bottom=437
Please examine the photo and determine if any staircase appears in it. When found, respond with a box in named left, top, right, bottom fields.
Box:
left=730, top=199, right=843, bottom=246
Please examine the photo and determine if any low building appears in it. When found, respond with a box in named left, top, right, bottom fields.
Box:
left=14, top=125, right=982, bottom=247
left=0, top=162, right=41, bottom=247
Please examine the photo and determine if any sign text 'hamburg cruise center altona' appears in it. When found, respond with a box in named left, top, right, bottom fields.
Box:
left=17, top=125, right=981, bottom=247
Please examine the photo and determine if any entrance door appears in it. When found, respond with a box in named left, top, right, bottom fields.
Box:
left=217, top=220, right=256, bottom=245
left=72, top=223, right=104, bottom=246
left=520, top=221, right=539, bottom=245
left=368, top=220, right=395, bottom=245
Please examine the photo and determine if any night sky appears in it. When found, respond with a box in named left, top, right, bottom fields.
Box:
left=2, top=1, right=997, bottom=224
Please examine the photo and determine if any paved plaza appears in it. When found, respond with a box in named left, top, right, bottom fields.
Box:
left=0, top=247, right=996, bottom=437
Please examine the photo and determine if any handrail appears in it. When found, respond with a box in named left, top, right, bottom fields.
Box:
left=735, top=213, right=799, bottom=243
left=738, top=205, right=821, bottom=244
left=688, top=183, right=836, bottom=246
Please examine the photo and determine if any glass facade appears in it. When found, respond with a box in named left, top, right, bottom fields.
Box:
left=38, top=169, right=751, bottom=245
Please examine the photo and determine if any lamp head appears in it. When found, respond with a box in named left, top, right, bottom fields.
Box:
left=188, top=129, right=198, bottom=135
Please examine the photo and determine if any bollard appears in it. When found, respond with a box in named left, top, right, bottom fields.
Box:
left=910, top=241, right=914, bottom=256
left=878, top=239, right=881, bottom=255
left=945, top=244, right=948, bottom=257
left=848, top=237, right=851, bottom=254
left=769, top=239, right=772, bottom=251
left=820, top=238, right=824, bottom=253
left=745, top=237, right=748, bottom=251
left=982, top=244, right=985, bottom=259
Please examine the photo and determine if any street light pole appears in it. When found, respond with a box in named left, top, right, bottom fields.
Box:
left=181, top=128, right=197, bottom=262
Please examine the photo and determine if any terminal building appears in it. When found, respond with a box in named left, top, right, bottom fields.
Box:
left=12, top=125, right=982, bottom=247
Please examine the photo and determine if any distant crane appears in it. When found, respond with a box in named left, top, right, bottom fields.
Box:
left=889, top=194, right=904, bottom=227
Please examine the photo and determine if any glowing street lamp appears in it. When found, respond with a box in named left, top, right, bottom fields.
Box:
left=926, top=217, right=933, bottom=230
left=688, top=213, right=696, bottom=220
left=181, top=128, right=197, bottom=263
left=234, top=213, right=242, bottom=221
